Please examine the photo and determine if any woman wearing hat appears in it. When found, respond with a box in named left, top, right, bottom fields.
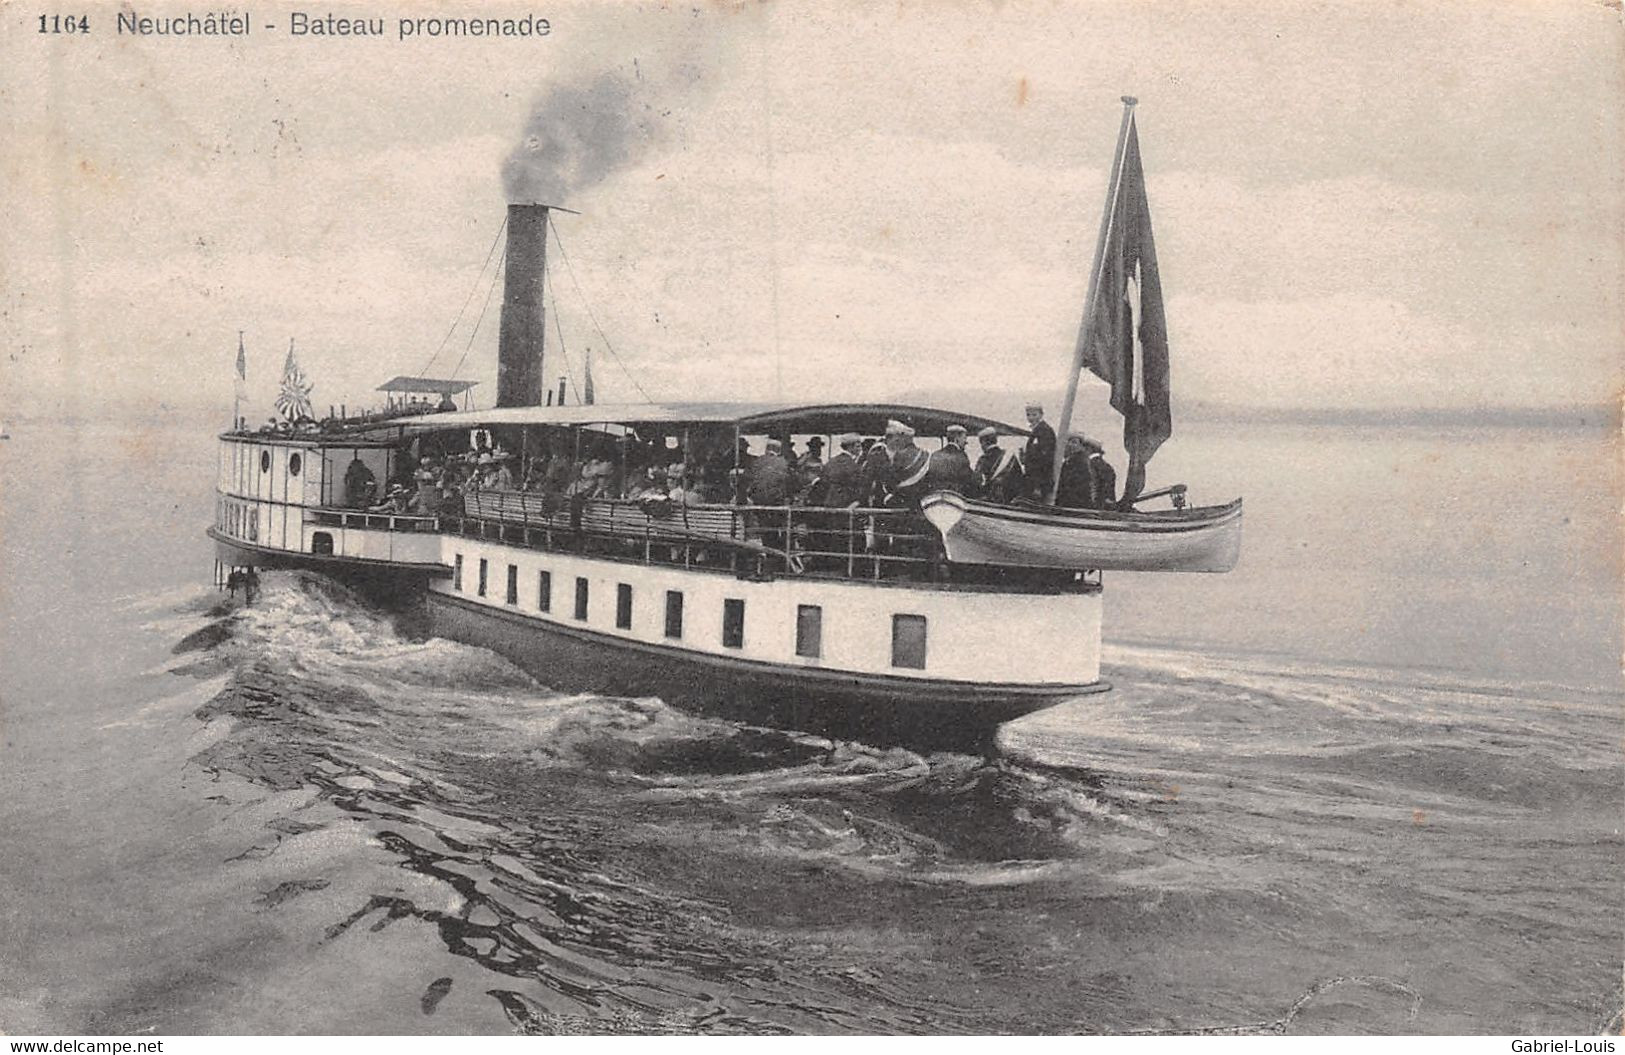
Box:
left=488, top=449, right=516, bottom=491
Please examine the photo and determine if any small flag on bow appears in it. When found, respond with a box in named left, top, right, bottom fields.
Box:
left=274, top=339, right=314, bottom=423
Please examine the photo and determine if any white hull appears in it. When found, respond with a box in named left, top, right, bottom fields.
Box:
left=920, top=491, right=1243, bottom=573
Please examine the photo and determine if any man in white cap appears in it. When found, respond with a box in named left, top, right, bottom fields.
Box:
left=974, top=426, right=1025, bottom=503
left=882, top=419, right=931, bottom=505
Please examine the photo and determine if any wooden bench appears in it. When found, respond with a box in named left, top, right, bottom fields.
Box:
left=465, top=492, right=743, bottom=543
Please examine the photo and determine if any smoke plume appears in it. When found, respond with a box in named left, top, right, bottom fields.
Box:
left=502, top=70, right=664, bottom=205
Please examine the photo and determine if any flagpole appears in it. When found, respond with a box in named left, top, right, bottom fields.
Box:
left=1049, top=95, right=1137, bottom=505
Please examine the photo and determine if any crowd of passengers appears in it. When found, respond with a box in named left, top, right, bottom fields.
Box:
left=344, top=402, right=1121, bottom=518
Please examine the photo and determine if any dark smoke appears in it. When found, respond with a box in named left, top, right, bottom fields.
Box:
left=502, top=70, right=663, bottom=205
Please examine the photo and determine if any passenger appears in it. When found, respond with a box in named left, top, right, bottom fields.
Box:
left=921, top=424, right=975, bottom=495
left=797, top=436, right=825, bottom=470
left=371, top=484, right=410, bottom=513
left=437, top=464, right=466, bottom=515
left=522, top=458, right=547, bottom=493
left=1054, top=435, right=1089, bottom=509
left=801, top=433, right=862, bottom=564
left=858, top=436, right=890, bottom=507
left=343, top=455, right=377, bottom=508
left=411, top=462, right=439, bottom=514
left=817, top=433, right=864, bottom=508
left=1082, top=436, right=1118, bottom=510
left=464, top=453, right=492, bottom=493
left=729, top=436, right=756, bottom=504
left=543, top=451, right=575, bottom=494
left=1054, top=434, right=1116, bottom=510
left=746, top=438, right=791, bottom=506
left=882, top=420, right=930, bottom=506
left=1023, top=401, right=1058, bottom=500
left=572, top=453, right=614, bottom=499
left=627, top=465, right=667, bottom=499
left=669, top=468, right=695, bottom=506
left=488, top=450, right=516, bottom=491
left=436, top=394, right=457, bottom=412
left=973, top=426, right=1025, bottom=504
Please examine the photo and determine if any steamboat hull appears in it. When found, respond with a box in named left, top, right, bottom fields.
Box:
left=209, top=528, right=440, bottom=603
left=427, top=588, right=1103, bottom=751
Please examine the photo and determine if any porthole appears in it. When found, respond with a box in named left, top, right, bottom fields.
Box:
left=289, top=453, right=302, bottom=477
left=260, top=451, right=271, bottom=473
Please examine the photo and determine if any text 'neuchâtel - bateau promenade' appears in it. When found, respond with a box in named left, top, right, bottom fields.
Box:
left=114, top=10, right=552, bottom=41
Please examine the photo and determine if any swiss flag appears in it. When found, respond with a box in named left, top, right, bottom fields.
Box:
left=1079, top=115, right=1170, bottom=501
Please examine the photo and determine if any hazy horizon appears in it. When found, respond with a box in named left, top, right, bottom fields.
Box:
left=3, top=1, right=1620, bottom=425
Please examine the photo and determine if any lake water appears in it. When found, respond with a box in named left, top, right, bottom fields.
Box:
left=1, top=413, right=1619, bottom=1034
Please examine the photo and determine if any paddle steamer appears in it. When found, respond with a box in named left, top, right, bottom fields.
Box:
left=209, top=99, right=1240, bottom=749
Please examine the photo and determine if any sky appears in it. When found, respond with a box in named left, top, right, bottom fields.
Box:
left=2, top=0, right=1621, bottom=424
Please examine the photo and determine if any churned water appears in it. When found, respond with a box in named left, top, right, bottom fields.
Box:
left=0, top=413, right=1619, bottom=1034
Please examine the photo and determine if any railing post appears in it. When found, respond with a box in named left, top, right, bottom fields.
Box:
left=847, top=508, right=855, bottom=578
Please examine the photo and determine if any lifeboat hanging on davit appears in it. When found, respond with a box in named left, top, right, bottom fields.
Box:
left=920, top=95, right=1243, bottom=575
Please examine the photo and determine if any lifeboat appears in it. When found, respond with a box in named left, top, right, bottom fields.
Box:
left=919, top=490, right=1242, bottom=573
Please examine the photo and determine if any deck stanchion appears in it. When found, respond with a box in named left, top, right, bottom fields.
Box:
left=851, top=507, right=864, bottom=575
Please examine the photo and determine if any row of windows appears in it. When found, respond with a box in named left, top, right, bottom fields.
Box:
left=218, top=498, right=260, bottom=542
left=450, top=554, right=928, bottom=669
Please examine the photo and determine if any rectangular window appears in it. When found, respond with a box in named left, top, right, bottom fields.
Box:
left=574, top=577, right=590, bottom=621
left=664, top=591, right=684, bottom=639
left=453, top=554, right=464, bottom=591
left=478, top=558, right=488, bottom=597
left=722, top=598, right=745, bottom=649
left=795, top=605, right=823, bottom=659
left=616, top=583, right=633, bottom=630
left=506, top=564, right=519, bottom=605
left=538, top=570, right=552, bottom=612
left=891, top=614, right=928, bottom=670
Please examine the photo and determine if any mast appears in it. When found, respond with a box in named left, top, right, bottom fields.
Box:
left=1050, top=96, right=1137, bottom=505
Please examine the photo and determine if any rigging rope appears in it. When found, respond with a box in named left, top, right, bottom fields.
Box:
left=544, top=256, right=580, bottom=405
left=419, top=216, right=508, bottom=378
left=549, top=223, right=656, bottom=403
left=448, top=253, right=504, bottom=383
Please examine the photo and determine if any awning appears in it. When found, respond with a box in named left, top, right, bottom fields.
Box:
left=359, top=401, right=1028, bottom=438
left=375, top=376, right=480, bottom=396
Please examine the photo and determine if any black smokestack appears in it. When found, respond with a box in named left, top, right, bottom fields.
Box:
left=496, top=204, right=549, bottom=408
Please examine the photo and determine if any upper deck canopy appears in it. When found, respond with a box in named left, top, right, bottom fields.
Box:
left=356, top=401, right=1028, bottom=439
left=376, top=376, right=479, bottom=396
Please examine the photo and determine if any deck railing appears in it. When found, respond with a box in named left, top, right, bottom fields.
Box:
left=447, top=492, right=947, bottom=581
left=306, top=508, right=442, bottom=533
left=288, top=492, right=1088, bottom=588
